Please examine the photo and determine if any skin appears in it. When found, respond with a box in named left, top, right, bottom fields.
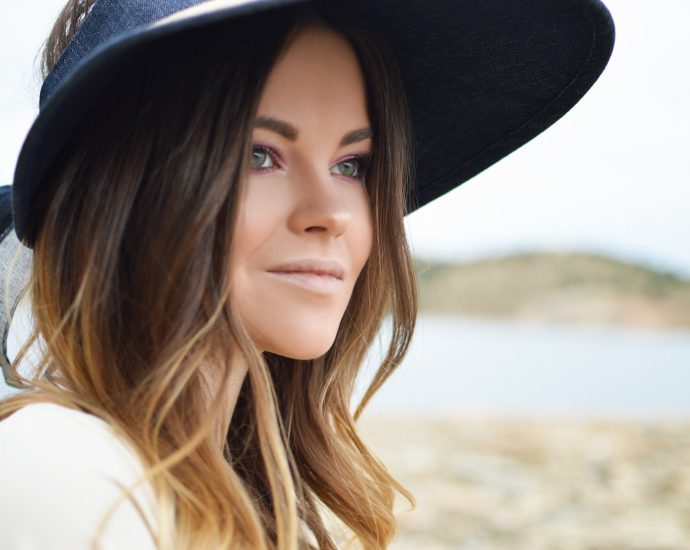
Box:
left=209, top=25, right=374, bottom=445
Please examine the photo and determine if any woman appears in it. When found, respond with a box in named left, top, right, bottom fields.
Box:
left=0, top=0, right=615, bottom=548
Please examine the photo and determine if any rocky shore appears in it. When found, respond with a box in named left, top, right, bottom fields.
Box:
left=353, top=414, right=690, bottom=549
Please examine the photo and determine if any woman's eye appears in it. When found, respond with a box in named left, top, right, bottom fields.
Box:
left=250, top=146, right=276, bottom=171
left=332, top=156, right=369, bottom=181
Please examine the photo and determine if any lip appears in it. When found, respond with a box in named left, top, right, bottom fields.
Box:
left=267, top=259, right=345, bottom=280
left=266, top=259, right=345, bottom=295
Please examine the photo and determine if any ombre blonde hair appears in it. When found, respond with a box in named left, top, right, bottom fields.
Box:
left=0, top=1, right=418, bottom=548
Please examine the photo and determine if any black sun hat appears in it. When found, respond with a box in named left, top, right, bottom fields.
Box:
left=8, top=0, right=615, bottom=250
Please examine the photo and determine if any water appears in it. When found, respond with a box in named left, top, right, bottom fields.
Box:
left=354, top=315, right=690, bottom=419
left=3, top=309, right=690, bottom=419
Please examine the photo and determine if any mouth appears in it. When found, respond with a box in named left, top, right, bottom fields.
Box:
left=266, top=259, right=346, bottom=295
left=266, top=271, right=343, bottom=295
left=267, top=259, right=345, bottom=279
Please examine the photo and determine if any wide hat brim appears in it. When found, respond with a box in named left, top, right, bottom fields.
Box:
left=10, top=0, right=615, bottom=248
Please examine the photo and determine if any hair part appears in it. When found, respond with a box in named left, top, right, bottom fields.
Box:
left=2, top=3, right=418, bottom=549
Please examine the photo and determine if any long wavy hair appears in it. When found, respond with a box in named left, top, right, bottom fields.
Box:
left=0, top=1, right=418, bottom=548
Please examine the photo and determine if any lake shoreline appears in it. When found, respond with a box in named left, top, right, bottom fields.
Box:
left=354, top=415, right=690, bottom=549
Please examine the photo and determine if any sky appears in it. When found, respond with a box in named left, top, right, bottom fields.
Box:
left=1, top=1, right=689, bottom=277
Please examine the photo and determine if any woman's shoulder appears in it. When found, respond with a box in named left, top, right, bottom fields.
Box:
left=3, top=401, right=127, bottom=442
left=0, top=402, right=143, bottom=476
left=2, top=400, right=114, bottom=437
left=0, top=402, right=158, bottom=549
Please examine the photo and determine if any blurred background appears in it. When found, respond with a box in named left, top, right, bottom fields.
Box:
left=1, top=1, right=689, bottom=548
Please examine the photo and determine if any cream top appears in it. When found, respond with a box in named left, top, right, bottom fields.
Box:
left=0, top=402, right=158, bottom=549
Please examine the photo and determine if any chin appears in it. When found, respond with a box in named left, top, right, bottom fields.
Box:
left=261, top=327, right=340, bottom=361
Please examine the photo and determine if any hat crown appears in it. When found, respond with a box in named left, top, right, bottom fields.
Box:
left=40, top=0, right=206, bottom=108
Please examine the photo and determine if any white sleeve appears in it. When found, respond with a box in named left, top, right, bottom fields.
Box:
left=0, top=403, right=158, bottom=550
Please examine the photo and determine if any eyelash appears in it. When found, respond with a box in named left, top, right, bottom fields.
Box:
left=250, top=145, right=371, bottom=182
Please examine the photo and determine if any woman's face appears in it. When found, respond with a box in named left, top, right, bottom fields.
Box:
left=230, top=25, right=374, bottom=360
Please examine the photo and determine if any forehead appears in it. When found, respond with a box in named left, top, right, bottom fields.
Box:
left=256, top=25, right=370, bottom=132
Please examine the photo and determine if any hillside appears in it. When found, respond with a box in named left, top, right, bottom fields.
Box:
left=414, top=252, right=690, bottom=330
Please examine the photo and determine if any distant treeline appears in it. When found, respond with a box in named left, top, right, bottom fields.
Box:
left=414, top=252, right=690, bottom=330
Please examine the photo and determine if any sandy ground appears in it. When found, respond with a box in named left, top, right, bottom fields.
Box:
left=348, top=414, right=690, bottom=550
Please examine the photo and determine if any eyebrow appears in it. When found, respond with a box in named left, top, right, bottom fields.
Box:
left=254, top=116, right=373, bottom=147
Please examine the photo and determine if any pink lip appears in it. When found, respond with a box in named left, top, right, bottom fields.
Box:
left=266, top=259, right=345, bottom=280
left=266, top=259, right=345, bottom=295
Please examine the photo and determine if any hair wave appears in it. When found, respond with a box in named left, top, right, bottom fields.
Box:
left=1, top=2, right=418, bottom=549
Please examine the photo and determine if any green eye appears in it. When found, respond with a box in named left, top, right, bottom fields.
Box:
left=251, top=147, right=275, bottom=170
left=334, top=159, right=359, bottom=177
left=332, top=156, right=369, bottom=180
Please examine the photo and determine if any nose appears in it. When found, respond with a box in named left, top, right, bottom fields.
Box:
left=287, top=165, right=352, bottom=237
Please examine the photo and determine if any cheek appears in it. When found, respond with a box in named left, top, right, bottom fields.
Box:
left=228, top=179, right=282, bottom=328
left=352, top=195, right=374, bottom=275
left=229, top=250, right=280, bottom=356
left=230, top=177, right=284, bottom=269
